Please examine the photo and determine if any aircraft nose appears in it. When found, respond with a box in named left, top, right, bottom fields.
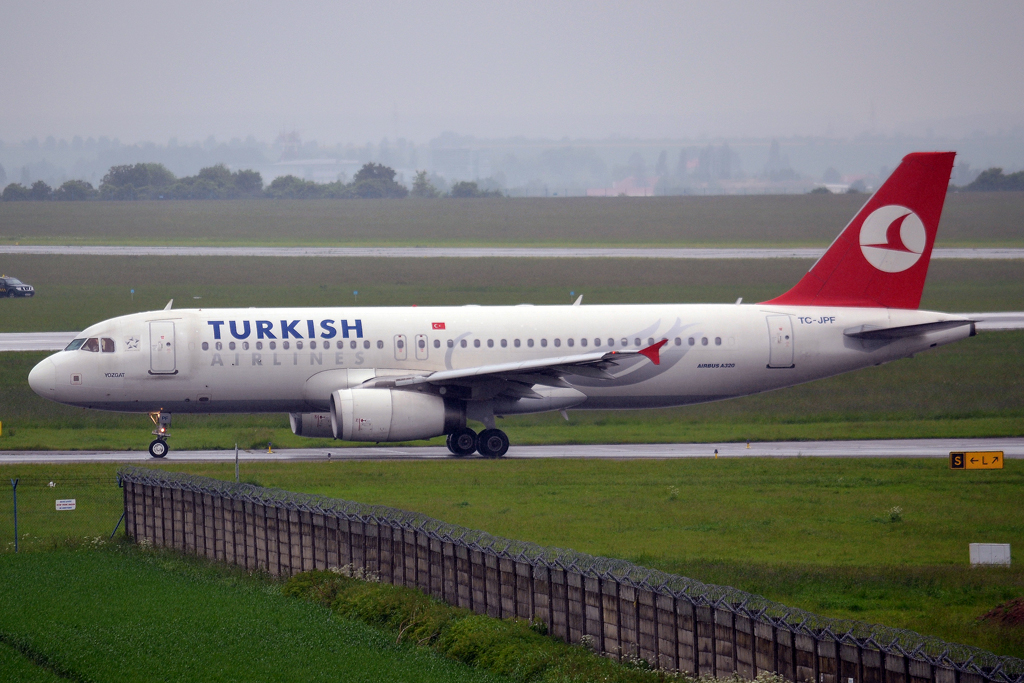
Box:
left=28, top=357, right=56, bottom=398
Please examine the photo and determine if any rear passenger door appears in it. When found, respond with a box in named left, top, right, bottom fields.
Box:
left=766, top=315, right=795, bottom=368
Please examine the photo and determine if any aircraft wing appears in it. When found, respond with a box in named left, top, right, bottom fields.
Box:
left=363, top=340, right=668, bottom=393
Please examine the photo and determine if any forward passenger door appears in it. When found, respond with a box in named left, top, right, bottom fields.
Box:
left=149, top=321, right=178, bottom=375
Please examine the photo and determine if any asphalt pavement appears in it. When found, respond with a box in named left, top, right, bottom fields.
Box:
left=1, top=438, right=1020, bottom=463
left=1, top=245, right=1022, bottom=260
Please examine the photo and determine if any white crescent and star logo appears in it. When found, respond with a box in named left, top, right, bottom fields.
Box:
left=859, top=205, right=927, bottom=273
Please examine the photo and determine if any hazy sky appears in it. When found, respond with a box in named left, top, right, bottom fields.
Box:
left=3, top=0, right=1022, bottom=144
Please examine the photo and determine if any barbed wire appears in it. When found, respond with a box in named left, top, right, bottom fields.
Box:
left=118, top=466, right=1024, bottom=681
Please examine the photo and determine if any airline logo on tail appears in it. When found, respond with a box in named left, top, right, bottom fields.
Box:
left=859, top=205, right=926, bottom=273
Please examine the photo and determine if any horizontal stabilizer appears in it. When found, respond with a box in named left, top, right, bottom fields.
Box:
left=843, top=320, right=974, bottom=340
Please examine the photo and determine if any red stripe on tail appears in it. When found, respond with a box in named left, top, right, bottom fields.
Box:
left=763, top=152, right=955, bottom=309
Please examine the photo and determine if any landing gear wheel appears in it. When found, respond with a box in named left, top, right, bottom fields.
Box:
left=149, top=439, right=169, bottom=458
left=476, top=429, right=509, bottom=458
left=447, top=428, right=478, bottom=457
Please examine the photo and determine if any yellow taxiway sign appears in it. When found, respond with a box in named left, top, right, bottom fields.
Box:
left=949, top=451, right=1004, bottom=470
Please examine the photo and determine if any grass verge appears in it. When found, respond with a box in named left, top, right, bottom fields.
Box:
left=0, top=543, right=511, bottom=683
left=283, top=568, right=684, bottom=681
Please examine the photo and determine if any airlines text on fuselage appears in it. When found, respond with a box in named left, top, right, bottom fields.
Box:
left=207, top=319, right=364, bottom=340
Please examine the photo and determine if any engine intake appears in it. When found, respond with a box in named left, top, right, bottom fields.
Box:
left=330, top=389, right=464, bottom=442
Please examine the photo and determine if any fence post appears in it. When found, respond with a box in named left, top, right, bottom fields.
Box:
left=127, top=480, right=136, bottom=541
left=10, top=478, right=18, bottom=553
left=615, top=579, right=623, bottom=659
left=544, top=565, right=553, bottom=635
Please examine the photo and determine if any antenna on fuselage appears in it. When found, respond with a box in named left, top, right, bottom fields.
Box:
left=572, top=295, right=583, bottom=306
left=164, top=299, right=173, bottom=310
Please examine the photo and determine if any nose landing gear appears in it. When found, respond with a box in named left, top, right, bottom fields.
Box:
left=148, top=412, right=171, bottom=458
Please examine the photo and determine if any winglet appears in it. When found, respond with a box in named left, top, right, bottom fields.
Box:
left=638, top=339, right=668, bottom=365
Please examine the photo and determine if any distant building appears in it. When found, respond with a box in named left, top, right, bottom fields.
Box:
left=268, top=158, right=363, bottom=183
left=587, top=176, right=657, bottom=197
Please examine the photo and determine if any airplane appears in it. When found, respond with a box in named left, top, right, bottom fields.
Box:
left=28, top=152, right=975, bottom=459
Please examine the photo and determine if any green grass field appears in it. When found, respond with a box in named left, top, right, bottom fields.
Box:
left=0, top=545, right=513, bottom=683
left=2, top=193, right=1023, bottom=247
left=1, top=459, right=1021, bottom=660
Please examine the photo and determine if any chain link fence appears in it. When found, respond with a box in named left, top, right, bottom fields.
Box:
left=2, top=474, right=123, bottom=553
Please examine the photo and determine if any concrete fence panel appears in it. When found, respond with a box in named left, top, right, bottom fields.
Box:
left=116, top=471, right=1024, bottom=683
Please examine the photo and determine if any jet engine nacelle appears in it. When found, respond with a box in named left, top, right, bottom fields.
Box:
left=330, top=388, right=465, bottom=442
left=288, top=412, right=335, bottom=438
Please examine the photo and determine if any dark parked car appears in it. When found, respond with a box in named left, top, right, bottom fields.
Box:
left=0, top=276, right=34, bottom=297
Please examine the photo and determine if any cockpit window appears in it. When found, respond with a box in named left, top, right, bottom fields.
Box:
left=82, top=338, right=100, bottom=352
left=101, top=338, right=115, bottom=352
left=65, top=338, right=86, bottom=351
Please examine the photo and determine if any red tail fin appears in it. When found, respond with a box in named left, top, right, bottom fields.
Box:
left=763, top=152, right=955, bottom=309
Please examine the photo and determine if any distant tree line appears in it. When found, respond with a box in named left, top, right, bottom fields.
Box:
left=1, top=161, right=505, bottom=201
left=961, top=168, right=1024, bottom=192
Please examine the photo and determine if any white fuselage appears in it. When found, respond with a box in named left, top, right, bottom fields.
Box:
left=29, top=303, right=972, bottom=416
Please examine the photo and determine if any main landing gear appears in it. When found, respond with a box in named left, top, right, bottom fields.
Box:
left=445, top=427, right=510, bottom=458
left=148, top=412, right=171, bottom=458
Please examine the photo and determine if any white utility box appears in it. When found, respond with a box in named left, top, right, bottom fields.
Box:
left=969, top=543, right=1011, bottom=566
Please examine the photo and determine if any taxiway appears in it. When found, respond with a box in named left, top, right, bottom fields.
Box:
left=1, top=438, right=1020, bottom=464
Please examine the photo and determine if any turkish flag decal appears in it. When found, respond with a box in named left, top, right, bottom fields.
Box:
left=432, top=322, right=446, bottom=330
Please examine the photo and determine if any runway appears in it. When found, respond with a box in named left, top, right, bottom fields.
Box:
left=1, top=438, right=1020, bottom=464
left=0, top=332, right=80, bottom=351
left=2, top=311, right=1021, bottom=352
left=1, top=245, right=1022, bottom=260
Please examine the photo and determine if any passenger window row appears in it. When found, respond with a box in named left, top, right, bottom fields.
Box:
left=202, top=339, right=384, bottom=352
left=201, top=335, right=727, bottom=352
left=439, top=336, right=724, bottom=349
